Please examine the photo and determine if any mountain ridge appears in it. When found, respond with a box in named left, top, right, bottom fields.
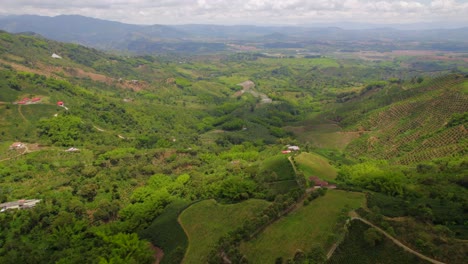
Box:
left=1, top=14, right=468, bottom=54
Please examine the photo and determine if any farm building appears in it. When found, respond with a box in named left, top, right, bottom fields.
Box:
left=31, top=97, right=41, bottom=102
left=287, top=145, right=300, bottom=151
left=0, top=199, right=41, bottom=212
left=281, top=150, right=292, bottom=154
left=310, top=176, right=328, bottom=187
left=51, top=53, right=62, bottom=59
left=57, top=101, right=64, bottom=106
left=9, top=142, right=25, bottom=150
left=65, top=147, right=79, bottom=152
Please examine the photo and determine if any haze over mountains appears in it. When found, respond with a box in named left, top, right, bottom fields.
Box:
left=1, top=15, right=467, bottom=54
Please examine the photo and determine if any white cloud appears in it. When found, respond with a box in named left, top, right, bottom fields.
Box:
left=0, top=0, right=467, bottom=26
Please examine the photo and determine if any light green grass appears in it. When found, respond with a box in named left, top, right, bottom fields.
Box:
left=258, top=57, right=340, bottom=68
left=179, top=199, right=271, bottom=264
left=218, top=76, right=251, bottom=85
left=295, top=152, right=337, bottom=181
left=284, top=122, right=360, bottom=150
left=462, top=80, right=468, bottom=94
left=240, top=190, right=365, bottom=263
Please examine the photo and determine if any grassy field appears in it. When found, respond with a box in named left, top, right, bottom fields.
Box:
left=258, top=57, right=340, bottom=69
left=295, top=152, right=337, bottom=182
left=284, top=121, right=361, bottom=150
left=179, top=199, right=271, bottom=264
left=239, top=190, right=365, bottom=263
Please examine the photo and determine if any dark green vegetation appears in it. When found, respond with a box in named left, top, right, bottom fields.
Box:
left=328, top=220, right=429, bottom=264
left=139, top=199, right=191, bottom=264
left=240, top=190, right=364, bottom=263
left=179, top=199, right=270, bottom=264
left=0, top=29, right=467, bottom=264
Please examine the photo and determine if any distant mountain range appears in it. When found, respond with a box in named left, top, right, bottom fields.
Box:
left=0, top=15, right=467, bottom=54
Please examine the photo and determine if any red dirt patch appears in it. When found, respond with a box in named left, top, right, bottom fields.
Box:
left=149, top=243, right=164, bottom=264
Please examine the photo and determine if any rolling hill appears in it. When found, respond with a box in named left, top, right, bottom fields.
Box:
left=0, top=29, right=466, bottom=264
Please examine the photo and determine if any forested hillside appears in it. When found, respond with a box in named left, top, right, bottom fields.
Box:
left=0, top=31, right=466, bottom=263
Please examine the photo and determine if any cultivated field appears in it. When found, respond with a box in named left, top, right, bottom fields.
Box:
left=239, top=190, right=365, bottom=263
left=179, top=199, right=271, bottom=264
left=295, top=152, right=337, bottom=182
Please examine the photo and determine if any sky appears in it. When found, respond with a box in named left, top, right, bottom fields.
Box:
left=1, top=0, right=468, bottom=27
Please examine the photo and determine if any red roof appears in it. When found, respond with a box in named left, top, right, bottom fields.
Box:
left=23, top=98, right=30, bottom=101
left=17, top=101, right=26, bottom=104
left=309, top=176, right=329, bottom=187
left=31, top=97, right=41, bottom=102
left=57, top=101, right=64, bottom=106
left=281, top=150, right=292, bottom=154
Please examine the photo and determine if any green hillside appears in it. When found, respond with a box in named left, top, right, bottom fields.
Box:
left=289, top=74, right=468, bottom=165
left=328, top=220, right=430, bottom=264
left=0, top=30, right=466, bottom=264
left=179, top=199, right=270, bottom=264
left=240, top=190, right=364, bottom=263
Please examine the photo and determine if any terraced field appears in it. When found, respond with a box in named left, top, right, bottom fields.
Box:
left=343, top=75, right=468, bottom=164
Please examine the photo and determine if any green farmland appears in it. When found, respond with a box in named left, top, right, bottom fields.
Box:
left=239, top=190, right=365, bottom=263
left=179, top=199, right=271, bottom=264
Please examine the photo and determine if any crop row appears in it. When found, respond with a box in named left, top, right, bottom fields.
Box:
left=396, top=141, right=467, bottom=165
left=413, top=125, right=467, bottom=152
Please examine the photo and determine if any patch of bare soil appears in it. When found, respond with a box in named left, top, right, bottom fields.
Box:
left=26, top=143, right=42, bottom=151
left=0, top=59, right=148, bottom=91
left=237, top=80, right=255, bottom=90
left=149, top=244, right=164, bottom=264
left=0, top=59, right=62, bottom=78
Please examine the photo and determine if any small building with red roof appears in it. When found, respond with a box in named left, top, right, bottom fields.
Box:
left=57, top=101, right=64, bottom=106
left=309, top=176, right=329, bottom=187
left=9, top=142, right=25, bottom=150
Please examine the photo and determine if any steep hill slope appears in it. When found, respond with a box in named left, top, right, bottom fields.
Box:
left=345, top=75, right=467, bottom=164
left=291, top=74, right=468, bottom=164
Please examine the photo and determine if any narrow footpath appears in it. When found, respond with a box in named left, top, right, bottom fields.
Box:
left=344, top=211, right=446, bottom=264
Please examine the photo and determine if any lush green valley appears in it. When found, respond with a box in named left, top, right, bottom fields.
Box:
left=0, top=30, right=466, bottom=264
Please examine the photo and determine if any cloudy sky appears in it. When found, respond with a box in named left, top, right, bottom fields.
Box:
left=1, top=0, right=468, bottom=26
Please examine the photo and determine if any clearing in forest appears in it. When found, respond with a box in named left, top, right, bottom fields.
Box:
left=179, top=199, right=271, bottom=264
left=239, top=190, right=365, bottom=263
left=284, top=122, right=361, bottom=150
